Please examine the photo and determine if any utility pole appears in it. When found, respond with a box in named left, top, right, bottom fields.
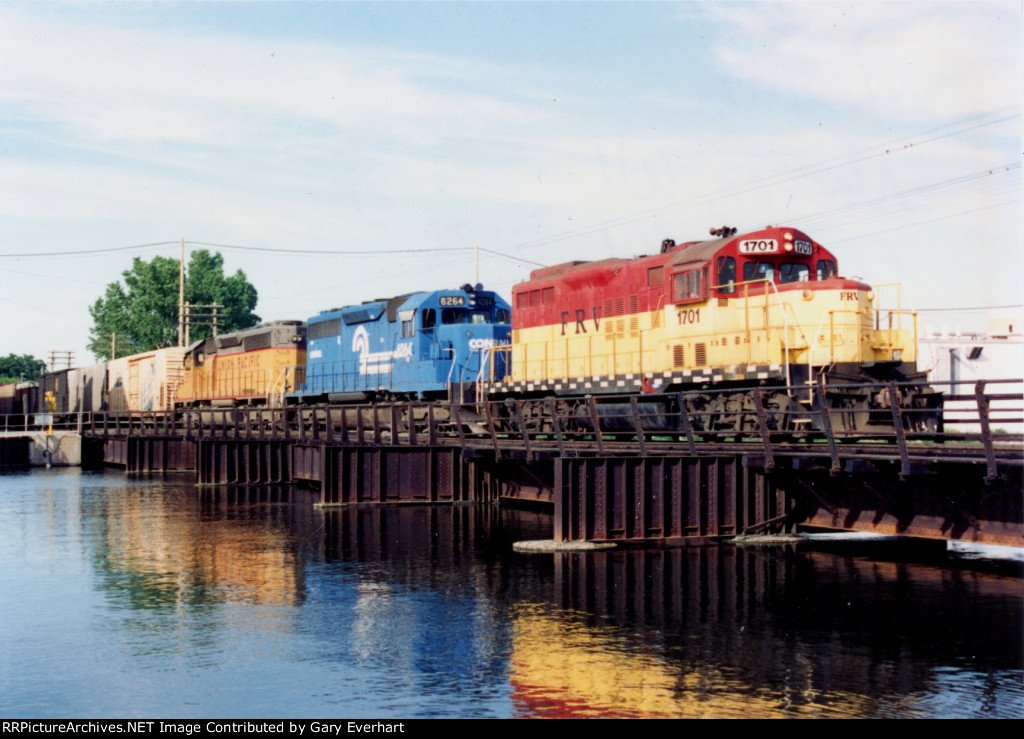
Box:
left=47, top=351, right=74, bottom=371
left=185, top=303, right=224, bottom=344
left=178, top=236, right=185, bottom=347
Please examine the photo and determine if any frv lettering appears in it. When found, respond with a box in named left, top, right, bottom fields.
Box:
left=560, top=306, right=603, bottom=336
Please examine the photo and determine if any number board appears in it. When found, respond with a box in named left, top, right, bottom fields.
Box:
left=475, top=296, right=495, bottom=307
left=738, top=239, right=778, bottom=254
left=794, top=240, right=813, bottom=255
left=438, top=295, right=466, bottom=307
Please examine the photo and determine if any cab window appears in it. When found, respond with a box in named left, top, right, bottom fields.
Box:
left=816, top=259, right=837, bottom=280
left=441, top=308, right=465, bottom=324
left=778, top=263, right=810, bottom=283
left=743, top=261, right=774, bottom=283
left=672, top=268, right=706, bottom=303
left=716, top=256, right=736, bottom=294
left=469, top=310, right=490, bottom=324
left=421, top=308, right=436, bottom=330
left=495, top=308, right=511, bottom=324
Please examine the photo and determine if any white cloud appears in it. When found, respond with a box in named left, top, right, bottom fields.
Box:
left=709, top=3, right=1021, bottom=121
left=0, top=3, right=1018, bottom=360
left=0, top=9, right=545, bottom=154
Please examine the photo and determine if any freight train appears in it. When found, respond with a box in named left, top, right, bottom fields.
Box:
left=28, top=225, right=939, bottom=433
left=31, top=284, right=512, bottom=414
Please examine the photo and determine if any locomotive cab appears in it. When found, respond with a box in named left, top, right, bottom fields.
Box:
left=660, top=226, right=917, bottom=381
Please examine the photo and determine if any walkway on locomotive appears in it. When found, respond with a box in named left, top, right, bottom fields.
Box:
left=298, top=287, right=511, bottom=400
left=494, top=226, right=918, bottom=394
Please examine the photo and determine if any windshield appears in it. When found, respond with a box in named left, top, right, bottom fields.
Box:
left=742, top=260, right=811, bottom=284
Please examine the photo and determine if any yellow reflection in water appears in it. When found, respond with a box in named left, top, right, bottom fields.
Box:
left=510, top=603, right=874, bottom=719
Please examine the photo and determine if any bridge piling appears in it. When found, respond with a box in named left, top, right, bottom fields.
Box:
left=21, top=376, right=1023, bottom=547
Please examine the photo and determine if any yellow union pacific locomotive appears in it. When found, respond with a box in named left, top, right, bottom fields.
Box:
left=173, top=321, right=306, bottom=407
left=487, top=225, right=938, bottom=432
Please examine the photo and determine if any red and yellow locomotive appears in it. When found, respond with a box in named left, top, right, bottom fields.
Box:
left=487, top=225, right=937, bottom=431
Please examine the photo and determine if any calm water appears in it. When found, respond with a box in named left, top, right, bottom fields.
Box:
left=1, top=467, right=1021, bottom=719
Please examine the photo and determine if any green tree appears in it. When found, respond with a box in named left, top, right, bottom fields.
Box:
left=88, top=250, right=260, bottom=360
left=0, top=353, right=47, bottom=384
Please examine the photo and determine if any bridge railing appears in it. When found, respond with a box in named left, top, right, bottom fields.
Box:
left=0, top=412, right=89, bottom=433
left=34, top=378, right=1023, bottom=473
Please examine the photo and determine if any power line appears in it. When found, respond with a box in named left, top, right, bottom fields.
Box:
left=187, top=241, right=467, bottom=255
left=0, top=241, right=178, bottom=258
left=476, top=247, right=546, bottom=268
left=824, top=198, right=1018, bottom=244
left=485, top=111, right=1021, bottom=258
left=0, top=111, right=1016, bottom=271
left=914, top=305, right=1022, bottom=312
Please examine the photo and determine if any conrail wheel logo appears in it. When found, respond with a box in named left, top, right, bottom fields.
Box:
left=352, top=326, right=412, bottom=375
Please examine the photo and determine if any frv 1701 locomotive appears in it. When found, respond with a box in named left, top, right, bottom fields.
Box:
left=486, top=225, right=938, bottom=431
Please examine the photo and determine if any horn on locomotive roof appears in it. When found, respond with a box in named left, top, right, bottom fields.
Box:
left=709, top=226, right=737, bottom=237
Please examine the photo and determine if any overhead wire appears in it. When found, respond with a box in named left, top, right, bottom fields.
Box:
left=0, top=110, right=1016, bottom=281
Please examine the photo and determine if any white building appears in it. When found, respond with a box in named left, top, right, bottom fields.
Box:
left=919, top=312, right=1022, bottom=433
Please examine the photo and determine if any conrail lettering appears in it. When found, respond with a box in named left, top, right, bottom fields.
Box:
left=560, top=306, right=603, bottom=336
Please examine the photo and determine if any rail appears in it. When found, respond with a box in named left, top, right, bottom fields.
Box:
left=49, top=378, right=1021, bottom=476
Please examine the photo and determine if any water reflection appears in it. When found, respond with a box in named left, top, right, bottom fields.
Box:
left=0, top=469, right=1020, bottom=718
left=91, top=485, right=310, bottom=611
left=510, top=547, right=1024, bottom=718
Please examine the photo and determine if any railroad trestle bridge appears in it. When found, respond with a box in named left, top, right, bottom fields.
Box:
left=8, top=379, right=1022, bottom=548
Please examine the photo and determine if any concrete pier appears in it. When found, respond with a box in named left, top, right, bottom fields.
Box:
left=0, top=430, right=81, bottom=466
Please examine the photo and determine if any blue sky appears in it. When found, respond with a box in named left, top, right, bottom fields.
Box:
left=0, top=1, right=1020, bottom=364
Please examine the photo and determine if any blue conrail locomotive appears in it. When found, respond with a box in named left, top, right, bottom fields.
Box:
left=295, top=284, right=511, bottom=404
